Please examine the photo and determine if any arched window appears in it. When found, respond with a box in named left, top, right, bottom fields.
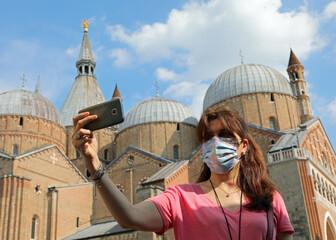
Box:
left=104, top=149, right=108, bottom=160
left=13, top=145, right=18, bottom=156
left=19, top=117, right=23, bottom=126
left=173, top=145, right=179, bottom=159
left=31, top=217, right=37, bottom=239
left=269, top=117, right=276, bottom=131
left=85, top=66, right=89, bottom=74
left=91, top=67, right=94, bottom=75
left=326, top=216, right=336, bottom=240
left=294, top=72, right=299, bottom=80
left=79, top=66, right=82, bottom=74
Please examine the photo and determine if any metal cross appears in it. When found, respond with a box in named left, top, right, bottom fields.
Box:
left=239, top=49, right=244, bottom=65
left=20, top=74, right=27, bottom=89
left=154, top=80, right=160, bottom=97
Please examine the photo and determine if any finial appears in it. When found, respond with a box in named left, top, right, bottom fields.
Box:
left=239, top=49, right=244, bottom=65
left=20, top=74, right=27, bottom=90
left=154, top=80, right=160, bottom=97
left=81, top=19, right=91, bottom=32
left=35, top=74, right=42, bottom=94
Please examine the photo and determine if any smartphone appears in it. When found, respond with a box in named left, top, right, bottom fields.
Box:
left=78, top=98, right=124, bottom=131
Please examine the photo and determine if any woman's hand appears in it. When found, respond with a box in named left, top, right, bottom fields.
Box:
left=72, top=112, right=100, bottom=174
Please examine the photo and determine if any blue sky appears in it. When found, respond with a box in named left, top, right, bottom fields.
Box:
left=1, top=0, right=336, bottom=148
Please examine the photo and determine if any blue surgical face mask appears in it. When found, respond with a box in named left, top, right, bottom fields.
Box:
left=201, top=136, right=241, bottom=174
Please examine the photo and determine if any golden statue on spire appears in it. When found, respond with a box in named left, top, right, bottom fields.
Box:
left=81, top=19, right=91, bottom=32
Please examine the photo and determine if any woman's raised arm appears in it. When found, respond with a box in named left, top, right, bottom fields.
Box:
left=72, top=113, right=164, bottom=232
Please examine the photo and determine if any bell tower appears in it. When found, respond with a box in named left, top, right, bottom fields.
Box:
left=287, top=49, right=313, bottom=123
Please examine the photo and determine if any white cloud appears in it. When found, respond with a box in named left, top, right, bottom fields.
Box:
left=328, top=98, right=336, bottom=122
left=0, top=39, right=74, bottom=108
left=110, top=48, right=133, bottom=67
left=106, top=0, right=324, bottom=114
left=155, top=67, right=177, bottom=81
left=323, top=1, right=336, bottom=19
left=66, top=45, right=80, bottom=57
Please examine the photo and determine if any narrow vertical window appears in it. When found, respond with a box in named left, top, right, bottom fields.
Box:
left=79, top=66, right=82, bottom=74
left=85, top=66, right=89, bottom=74
left=104, top=149, right=108, bottom=160
left=19, top=117, right=23, bottom=126
left=177, top=123, right=180, bottom=131
left=270, top=93, right=274, bottom=102
left=269, top=117, right=276, bottom=131
left=173, top=145, right=179, bottom=159
left=294, top=72, right=299, bottom=80
left=13, top=145, right=18, bottom=156
left=76, top=150, right=80, bottom=158
left=76, top=217, right=80, bottom=228
left=31, top=217, right=37, bottom=239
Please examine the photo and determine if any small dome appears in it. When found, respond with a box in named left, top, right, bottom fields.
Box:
left=0, top=89, right=60, bottom=124
left=119, top=97, right=198, bottom=132
left=203, top=64, right=293, bottom=111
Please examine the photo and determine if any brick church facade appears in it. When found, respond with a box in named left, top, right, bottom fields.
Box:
left=1, top=25, right=336, bottom=240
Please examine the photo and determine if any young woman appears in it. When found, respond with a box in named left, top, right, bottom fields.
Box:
left=72, top=107, right=294, bottom=240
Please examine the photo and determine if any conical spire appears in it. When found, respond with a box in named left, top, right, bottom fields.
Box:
left=77, top=32, right=95, bottom=62
left=35, top=74, right=42, bottom=94
left=112, top=84, right=122, bottom=100
left=60, top=24, right=104, bottom=127
left=288, top=49, right=302, bottom=67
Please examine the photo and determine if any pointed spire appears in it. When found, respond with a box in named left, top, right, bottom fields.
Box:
left=288, top=49, right=302, bottom=67
left=35, top=74, right=42, bottom=94
left=112, top=84, right=122, bottom=100
left=77, top=20, right=94, bottom=62
left=60, top=23, right=104, bottom=127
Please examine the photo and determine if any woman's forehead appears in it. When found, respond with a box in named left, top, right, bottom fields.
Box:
left=207, top=118, right=228, bottom=132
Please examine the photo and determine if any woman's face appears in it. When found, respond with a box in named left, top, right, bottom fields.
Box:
left=205, top=118, right=248, bottom=157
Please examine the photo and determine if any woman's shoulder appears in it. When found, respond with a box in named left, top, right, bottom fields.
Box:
left=163, top=183, right=202, bottom=196
left=271, top=191, right=288, bottom=212
left=168, top=183, right=200, bottom=192
left=272, top=191, right=284, bottom=203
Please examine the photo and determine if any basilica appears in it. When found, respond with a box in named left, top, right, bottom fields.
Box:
left=1, top=25, right=336, bottom=240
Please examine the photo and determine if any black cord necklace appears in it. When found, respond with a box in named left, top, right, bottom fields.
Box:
left=209, top=179, right=243, bottom=240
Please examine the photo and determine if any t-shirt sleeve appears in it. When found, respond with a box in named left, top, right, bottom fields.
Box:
left=273, top=191, right=294, bottom=234
left=148, top=185, right=180, bottom=235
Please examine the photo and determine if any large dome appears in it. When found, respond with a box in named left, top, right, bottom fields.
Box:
left=203, top=64, right=293, bottom=111
left=0, top=89, right=61, bottom=124
left=118, top=96, right=198, bottom=132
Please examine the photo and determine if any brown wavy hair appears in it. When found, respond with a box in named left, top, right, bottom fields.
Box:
left=196, top=107, right=277, bottom=210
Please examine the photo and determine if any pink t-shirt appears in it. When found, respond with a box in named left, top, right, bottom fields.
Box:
left=149, top=184, right=294, bottom=240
